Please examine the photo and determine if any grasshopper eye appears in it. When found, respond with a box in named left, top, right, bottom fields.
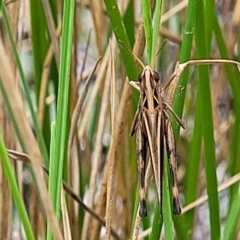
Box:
left=153, top=71, right=160, bottom=81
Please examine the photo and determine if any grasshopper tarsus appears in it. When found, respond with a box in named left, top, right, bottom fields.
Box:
left=139, top=200, right=147, bottom=217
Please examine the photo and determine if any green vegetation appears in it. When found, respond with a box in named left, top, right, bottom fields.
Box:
left=0, top=0, right=239, bottom=239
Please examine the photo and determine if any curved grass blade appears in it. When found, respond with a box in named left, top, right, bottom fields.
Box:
left=1, top=2, right=49, bottom=165
left=0, top=136, right=35, bottom=240
left=195, top=1, right=220, bottom=239
left=50, top=0, right=75, bottom=223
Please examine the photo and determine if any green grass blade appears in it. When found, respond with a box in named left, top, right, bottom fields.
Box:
left=50, top=0, right=75, bottom=219
left=213, top=15, right=240, bottom=196
left=104, top=0, right=138, bottom=80
left=123, top=0, right=135, bottom=47
left=213, top=10, right=240, bottom=240
left=149, top=205, right=162, bottom=240
left=1, top=2, right=49, bottom=165
left=141, top=0, right=152, bottom=62
left=195, top=1, right=220, bottom=239
left=29, top=0, right=53, bottom=153
left=0, top=136, right=35, bottom=240
left=222, top=189, right=240, bottom=240
left=162, top=155, right=174, bottom=240
left=171, top=0, right=198, bottom=237
left=172, top=0, right=198, bottom=137
left=184, top=101, right=202, bottom=239
left=151, top=0, right=163, bottom=62
left=47, top=122, right=56, bottom=240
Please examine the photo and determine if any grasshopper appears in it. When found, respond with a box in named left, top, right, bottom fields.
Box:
left=122, top=41, right=186, bottom=217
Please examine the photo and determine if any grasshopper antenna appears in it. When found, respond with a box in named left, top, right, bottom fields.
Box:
left=151, top=39, right=168, bottom=68
left=118, top=40, right=145, bottom=69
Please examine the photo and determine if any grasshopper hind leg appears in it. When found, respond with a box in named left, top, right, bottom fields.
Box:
left=164, top=118, right=182, bottom=215
left=136, top=122, right=148, bottom=217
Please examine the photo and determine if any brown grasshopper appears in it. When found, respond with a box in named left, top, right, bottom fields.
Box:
left=122, top=41, right=186, bottom=217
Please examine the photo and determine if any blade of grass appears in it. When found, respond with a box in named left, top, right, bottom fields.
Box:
left=149, top=204, right=162, bottom=240
left=183, top=100, right=202, bottom=239
left=104, top=0, right=138, bottom=80
left=123, top=0, right=135, bottom=47
left=29, top=0, right=52, bottom=152
left=171, top=0, right=198, bottom=237
left=151, top=0, right=163, bottom=62
left=142, top=0, right=152, bottom=62
left=162, top=155, right=174, bottom=240
left=195, top=1, right=220, bottom=239
left=47, top=122, right=56, bottom=240
left=213, top=14, right=240, bottom=197
left=222, top=187, right=240, bottom=240
left=1, top=2, right=49, bottom=165
left=0, top=136, right=35, bottom=240
left=213, top=11, right=240, bottom=240
left=49, top=0, right=75, bottom=222
left=172, top=0, right=197, bottom=135
left=0, top=38, right=63, bottom=240
left=0, top=78, right=26, bottom=152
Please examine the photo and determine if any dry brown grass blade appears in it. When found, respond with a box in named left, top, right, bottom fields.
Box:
left=68, top=56, right=102, bottom=162
left=41, top=0, right=60, bottom=67
left=88, top=79, right=133, bottom=239
left=0, top=103, right=13, bottom=240
left=161, top=0, right=188, bottom=23
left=61, top=188, right=72, bottom=240
left=38, top=23, right=62, bottom=127
left=81, top=55, right=111, bottom=239
left=132, top=159, right=153, bottom=240
left=88, top=1, right=105, bottom=55
left=0, top=39, right=63, bottom=240
left=77, top=30, right=92, bottom=87
left=159, top=27, right=182, bottom=44
left=106, top=40, right=117, bottom=240
left=233, top=0, right=240, bottom=25
left=78, top=46, right=111, bottom=139
left=166, top=59, right=240, bottom=106
left=7, top=149, right=121, bottom=240
left=88, top=23, right=146, bottom=240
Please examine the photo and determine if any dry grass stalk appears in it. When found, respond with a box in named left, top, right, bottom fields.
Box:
left=0, top=39, right=63, bottom=240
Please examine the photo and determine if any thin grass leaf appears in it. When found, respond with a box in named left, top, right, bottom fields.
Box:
left=171, top=0, right=198, bottom=237
left=213, top=15, right=240, bottom=196
left=50, top=0, right=75, bottom=220
left=1, top=2, right=49, bottom=165
left=0, top=136, right=35, bottom=240
left=149, top=205, right=162, bottom=240
left=123, top=0, right=135, bottom=47
left=29, top=0, right=53, bottom=151
left=222, top=189, right=240, bottom=240
left=172, top=0, right=198, bottom=135
left=151, top=0, right=163, bottom=62
left=141, top=0, right=152, bottom=62
left=104, top=0, right=138, bottom=80
left=162, top=155, right=174, bottom=240
left=195, top=1, right=220, bottom=239
left=213, top=9, right=240, bottom=240
left=47, top=122, right=56, bottom=240
left=0, top=79, right=26, bottom=151
left=184, top=102, right=202, bottom=239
